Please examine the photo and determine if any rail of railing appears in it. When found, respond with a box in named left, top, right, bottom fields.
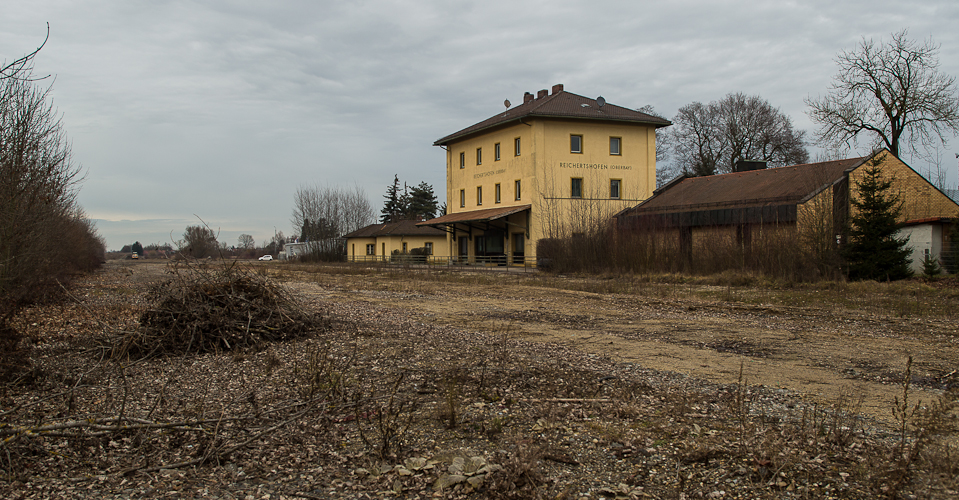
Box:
left=344, top=255, right=539, bottom=271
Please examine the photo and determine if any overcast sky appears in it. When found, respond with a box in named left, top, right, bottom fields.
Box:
left=3, top=0, right=958, bottom=250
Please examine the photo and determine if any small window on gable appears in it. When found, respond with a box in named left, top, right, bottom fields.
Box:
left=459, top=152, right=465, bottom=169
left=514, top=137, right=521, bottom=156
left=571, top=134, right=583, bottom=154
left=476, top=147, right=482, bottom=165
left=495, top=143, right=501, bottom=161
left=571, top=178, right=583, bottom=198
left=610, top=137, right=621, bottom=156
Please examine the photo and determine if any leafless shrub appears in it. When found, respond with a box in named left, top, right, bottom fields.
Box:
left=294, top=342, right=354, bottom=401
left=878, top=356, right=959, bottom=496
left=487, top=438, right=548, bottom=499
left=436, top=363, right=466, bottom=429
left=1, top=43, right=105, bottom=381
left=355, top=373, right=418, bottom=460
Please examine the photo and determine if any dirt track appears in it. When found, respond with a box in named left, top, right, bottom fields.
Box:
left=288, top=267, right=959, bottom=424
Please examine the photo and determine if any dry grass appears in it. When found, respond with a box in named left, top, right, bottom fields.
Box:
left=0, top=261, right=956, bottom=499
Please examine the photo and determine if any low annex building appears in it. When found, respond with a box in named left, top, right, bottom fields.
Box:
left=419, top=84, right=670, bottom=265
left=614, top=149, right=959, bottom=268
left=342, top=219, right=447, bottom=262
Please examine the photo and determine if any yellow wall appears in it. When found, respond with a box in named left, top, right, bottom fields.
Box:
left=379, top=235, right=445, bottom=257
left=444, top=118, right=658, bottom=259
left=847, top=151, right=959, bottom=221
left=346, top=235, right=448, bottom=261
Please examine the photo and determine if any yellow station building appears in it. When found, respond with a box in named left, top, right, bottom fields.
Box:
left=419, top=84, right=671, bottom=264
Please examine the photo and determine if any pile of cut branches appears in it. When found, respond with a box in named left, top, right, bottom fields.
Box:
left=121, top=261, right=328, bottom=357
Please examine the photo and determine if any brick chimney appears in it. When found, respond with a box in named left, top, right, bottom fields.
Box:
left=537, top=89, right=548, bottom=99
left=551, top=83, right=564, bottom=94
left=734, top=160, right=768, bottom=172
left=523, top=92, right=534, bottom=104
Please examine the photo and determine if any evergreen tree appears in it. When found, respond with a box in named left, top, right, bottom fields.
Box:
left=843, top=158, right=912, bottom=281
left=380, top=175, right=404, bottom=223
left=407, top=181, right=439, bottom=220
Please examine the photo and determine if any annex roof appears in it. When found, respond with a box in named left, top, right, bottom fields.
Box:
left=434, top=85, right=671, bottom=146
left=617, top=156, right=869, bottom=217
left=342, top=219, right=445, bottom=239
left=417, top=204, right=532, bottom=226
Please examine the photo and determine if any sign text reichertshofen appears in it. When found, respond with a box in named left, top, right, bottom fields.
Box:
left=473, top=168, right=507, bottom=179
left=559, top=162, right=632, bottom=170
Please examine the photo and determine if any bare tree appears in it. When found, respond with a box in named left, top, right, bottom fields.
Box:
left=237, top=234, right=255, bottom=250
left=291, top=184, right=376, bottom=260
left=179, top=226, right=217, bottom=259
left=1, top=34, right=104, bottom=369
left=638, top=105, right=680, bottom=187
left=806, top=29, right=959, bottom=159
left=669, top=93, right=809, bottom=176
left=1, top=63, right=91, bottom=306
left=0, top=24, right=49, bottom=82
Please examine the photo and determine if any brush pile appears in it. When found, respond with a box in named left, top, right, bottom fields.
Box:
left=124, top=261, right=327, bottom=357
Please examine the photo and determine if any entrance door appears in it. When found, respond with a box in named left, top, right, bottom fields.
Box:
left=458, top=236, right=469, bottom=263
left=476, top=231, right=506, bottom=265
left=512, top=234, right=525, bottom=265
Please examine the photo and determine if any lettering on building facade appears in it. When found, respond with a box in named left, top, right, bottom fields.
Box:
left=558, top=162, right=633, bottom=170
left=474, top=168, right=508, bottom=179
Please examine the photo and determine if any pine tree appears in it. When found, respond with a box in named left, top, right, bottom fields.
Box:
left=843, top=158, right=912, bottom=281
left=407, top=182, right=439, bottom=220
left=380, top=175, right=404, bottom=223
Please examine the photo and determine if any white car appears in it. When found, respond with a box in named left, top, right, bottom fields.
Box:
left=258, top=255, right=273, bottom=261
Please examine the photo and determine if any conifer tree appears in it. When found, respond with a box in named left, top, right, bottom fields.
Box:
left=380, top=175, right=403, bottom=223
left=407, top=181, right=439, bottom=220
left=843, top=157, right=912, bottom=280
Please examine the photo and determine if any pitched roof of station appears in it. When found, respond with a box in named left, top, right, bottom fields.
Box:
left=434, top=84, right=671, bottom=146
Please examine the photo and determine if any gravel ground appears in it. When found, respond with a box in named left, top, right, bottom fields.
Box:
left=1, top=260, right=957, bottom=499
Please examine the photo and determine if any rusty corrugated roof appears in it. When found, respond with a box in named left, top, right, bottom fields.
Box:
left=417, top=205, right=532, bottom=226
left=621, top=157, right=867, bottom=216
left=434, top=89, right=671, bottom=146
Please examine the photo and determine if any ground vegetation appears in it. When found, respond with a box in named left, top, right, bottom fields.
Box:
left=1, top=261, right=956, bottom=498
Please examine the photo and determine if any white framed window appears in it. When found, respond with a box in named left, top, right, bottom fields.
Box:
left=570, top=134, right=583, bottom=154
left=459, top=152, right=465, bottom=169
left=477, top=186, right=483, bottom=205
left=495, top=143, right=501, bottom=161
left=571, top=177, right=583, bottom=198
left=514, top=137, right=521, bottom=156
left=610, top=137, right=621, bottom=156
left=495, top=183, right=501, bottom=203
left=515, top=180, right=521, bottom=200
left=366, top=244, right=375, bottom=255
left=476, top=147, right=482, bottom=165
left=425, top=242, right=433, bottom=255
left=610, top=179, right=621, bottom=199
